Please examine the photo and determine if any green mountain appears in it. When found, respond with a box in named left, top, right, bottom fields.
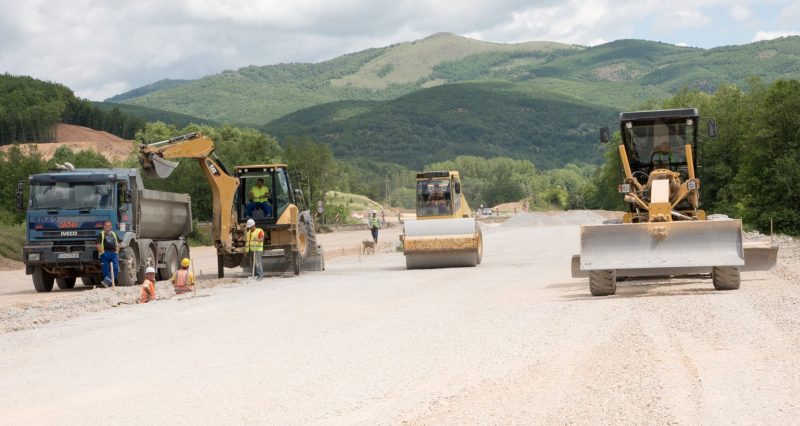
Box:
left=263, top=81, right=618, bottom=169
left=112, top=33, right=579, bottom=125
left=106, top=79, right=191, bottom=103
left=111, top=34, right=800, bottom=126
left=92, top=101, right=218, bottom=128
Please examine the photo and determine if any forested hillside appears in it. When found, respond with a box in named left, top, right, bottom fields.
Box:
left=0, top=74, right=145, bottom=144
left=263, top=81, right=617, bottom=169
left=92, top=102, right=217, bottom=128
left=112, top=34, right=800, bottom=125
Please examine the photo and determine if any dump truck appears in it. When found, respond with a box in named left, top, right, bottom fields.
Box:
left=572, top=108, right=778, bottom=296
left=139, top=132, right=323, bottom=277
left=17, top=165, right=192, bottom=292
left=401, top=171, right=483, bottom=269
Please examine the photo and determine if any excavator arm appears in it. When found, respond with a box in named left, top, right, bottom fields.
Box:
left=140, top=132, right=240, bottom=253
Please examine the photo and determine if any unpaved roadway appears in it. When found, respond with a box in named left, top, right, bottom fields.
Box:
left=1, top=211, right=799, bottom=424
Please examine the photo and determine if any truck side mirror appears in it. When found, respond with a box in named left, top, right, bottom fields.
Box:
left=707, top=120, right=718, bottom=138
left=600, top=127, right=610, bottom=143
left=15, top=180, right=25, bottom=211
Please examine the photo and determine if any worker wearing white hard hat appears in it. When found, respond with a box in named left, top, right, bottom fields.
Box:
left=368, top=210, right=381, bottom=244
left=245, top=219, right=265, bottom=280
left=139, top=266, right=157, bottom=303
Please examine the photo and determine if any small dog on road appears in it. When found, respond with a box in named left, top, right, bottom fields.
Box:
left=361, top=240, right=376, bottom=255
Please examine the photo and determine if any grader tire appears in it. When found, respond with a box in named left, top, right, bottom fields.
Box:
left=712, top=266, right=741, bottom=290
left=589, top=269, right=616, bottom=296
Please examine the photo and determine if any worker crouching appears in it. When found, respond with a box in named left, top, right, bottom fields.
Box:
left=172, top=257, right=195, bottom=294
left=139, top=266, right=157, bottom=303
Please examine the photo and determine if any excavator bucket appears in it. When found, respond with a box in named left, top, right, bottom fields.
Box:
left=141, top=155, right=179, bottom=179
left=579, top=219, right=745, bottom=272
left=403, top=218, right=483, bottom=269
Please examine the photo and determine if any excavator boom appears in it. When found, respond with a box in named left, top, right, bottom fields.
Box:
left=139, top=132, right=240, bottom=253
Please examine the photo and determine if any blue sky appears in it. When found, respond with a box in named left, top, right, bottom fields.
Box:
left=0, top=0, right=797, bottom=100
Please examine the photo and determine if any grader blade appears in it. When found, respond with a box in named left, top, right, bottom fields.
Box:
left=141, top=155, right=179, bottom=179
left=579, top=219, right=745, bottom=271
left=742, top=241, right=779, bottom=271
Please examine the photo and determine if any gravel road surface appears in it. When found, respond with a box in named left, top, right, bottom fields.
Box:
left=1, top=212, right=799, bottom=424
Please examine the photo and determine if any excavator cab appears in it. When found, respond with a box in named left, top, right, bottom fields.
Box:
left=233, top=165, right=294, bottom=224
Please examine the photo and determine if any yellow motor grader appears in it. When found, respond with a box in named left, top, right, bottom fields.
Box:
left=572, top=108, right=778, bottom=296
left=139, top=132, right=323, bottom=277
left=401, top=171, right=483, bottom=269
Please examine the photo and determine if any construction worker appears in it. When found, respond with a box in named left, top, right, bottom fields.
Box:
left=139, top=266, right=157, bottom=303
left=245, top=219, right=265, bottom=280
left=96, top=221, right=119, bottom=287
left=171, top=257, right=195, bottom=294
left=368, top=210, right=380, bottom=243
left=246, top=178, right=272, bottom=218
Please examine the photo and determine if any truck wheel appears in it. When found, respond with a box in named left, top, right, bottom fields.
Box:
left=160, top=244, right=179, bottom=281
left=712, top=266, right=740, bottom=290
left=119, top=247, right=138, bottom=287
left=32, top=267, right=54, bottom=292
left=81, top=276, right=100, bottom=287
left=141, top=245, right=157, bottom=283
left=589, top=269, right=616, bottom=296
left=56, top=277, right=76, bottom=290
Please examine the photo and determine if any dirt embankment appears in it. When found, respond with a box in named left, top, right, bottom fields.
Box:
left=0, top=123, right=134, bottom=161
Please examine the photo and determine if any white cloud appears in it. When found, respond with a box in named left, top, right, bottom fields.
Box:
left=730, top=5, right=751, bottom=21
left=752, top=30, right=800, bottom=42
left=777, top=2, right=800, bottom=25
left=0, top=0, right=792, bottom=101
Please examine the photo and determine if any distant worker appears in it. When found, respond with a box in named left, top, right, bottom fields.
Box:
left=97, top=221, right=119, bottom=287
left=381, top=210, right=386, bottom=223
left=139, top=267, right=157, bottom=303
left=171, top=257, right=196, bottom=294
left=245, top=219, right=265, bottom=280
left=368, top=210, right=381, bottom=243
left=246, top=178, right=272, bottom=218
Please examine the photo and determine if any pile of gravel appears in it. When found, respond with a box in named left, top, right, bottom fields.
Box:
left=0, top=277, right=238, bottom=334
left=502, top=211, right=607, bottom=227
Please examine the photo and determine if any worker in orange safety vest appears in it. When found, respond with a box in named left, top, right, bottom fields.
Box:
left=139, top=266, right=157, bottom=303
left=171, top=257, right=195, bottom=294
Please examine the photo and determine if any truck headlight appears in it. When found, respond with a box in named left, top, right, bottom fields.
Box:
left=28, top=253, right=40, bottom=261
left=687, top=179, right=698, bottom=190
left=617, top=184, right=632, bottom=193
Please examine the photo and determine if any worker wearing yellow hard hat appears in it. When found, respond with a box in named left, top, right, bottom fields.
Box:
left=171, top=257, right=195, bottom=294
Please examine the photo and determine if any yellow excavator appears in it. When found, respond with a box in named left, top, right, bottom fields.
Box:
left=401, top=171, right=483, bottom=269
left=572, top=108, right=778, bottom=295
left=139, top=132, right=323, bottom=277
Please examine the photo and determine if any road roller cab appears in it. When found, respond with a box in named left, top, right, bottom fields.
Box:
left=414, top=171, right=471, bottom=220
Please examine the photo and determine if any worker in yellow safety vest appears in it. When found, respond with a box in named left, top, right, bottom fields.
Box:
left=171, top=257, right=195, bottom=294
left=246, top=178, right=272, bottom=218
left=245, top=218, right=265, bottom=280
left=368, top=210, right=381, bottom=243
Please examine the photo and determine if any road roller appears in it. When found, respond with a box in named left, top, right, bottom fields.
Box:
left=401, top=171, right=483, bottom=269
